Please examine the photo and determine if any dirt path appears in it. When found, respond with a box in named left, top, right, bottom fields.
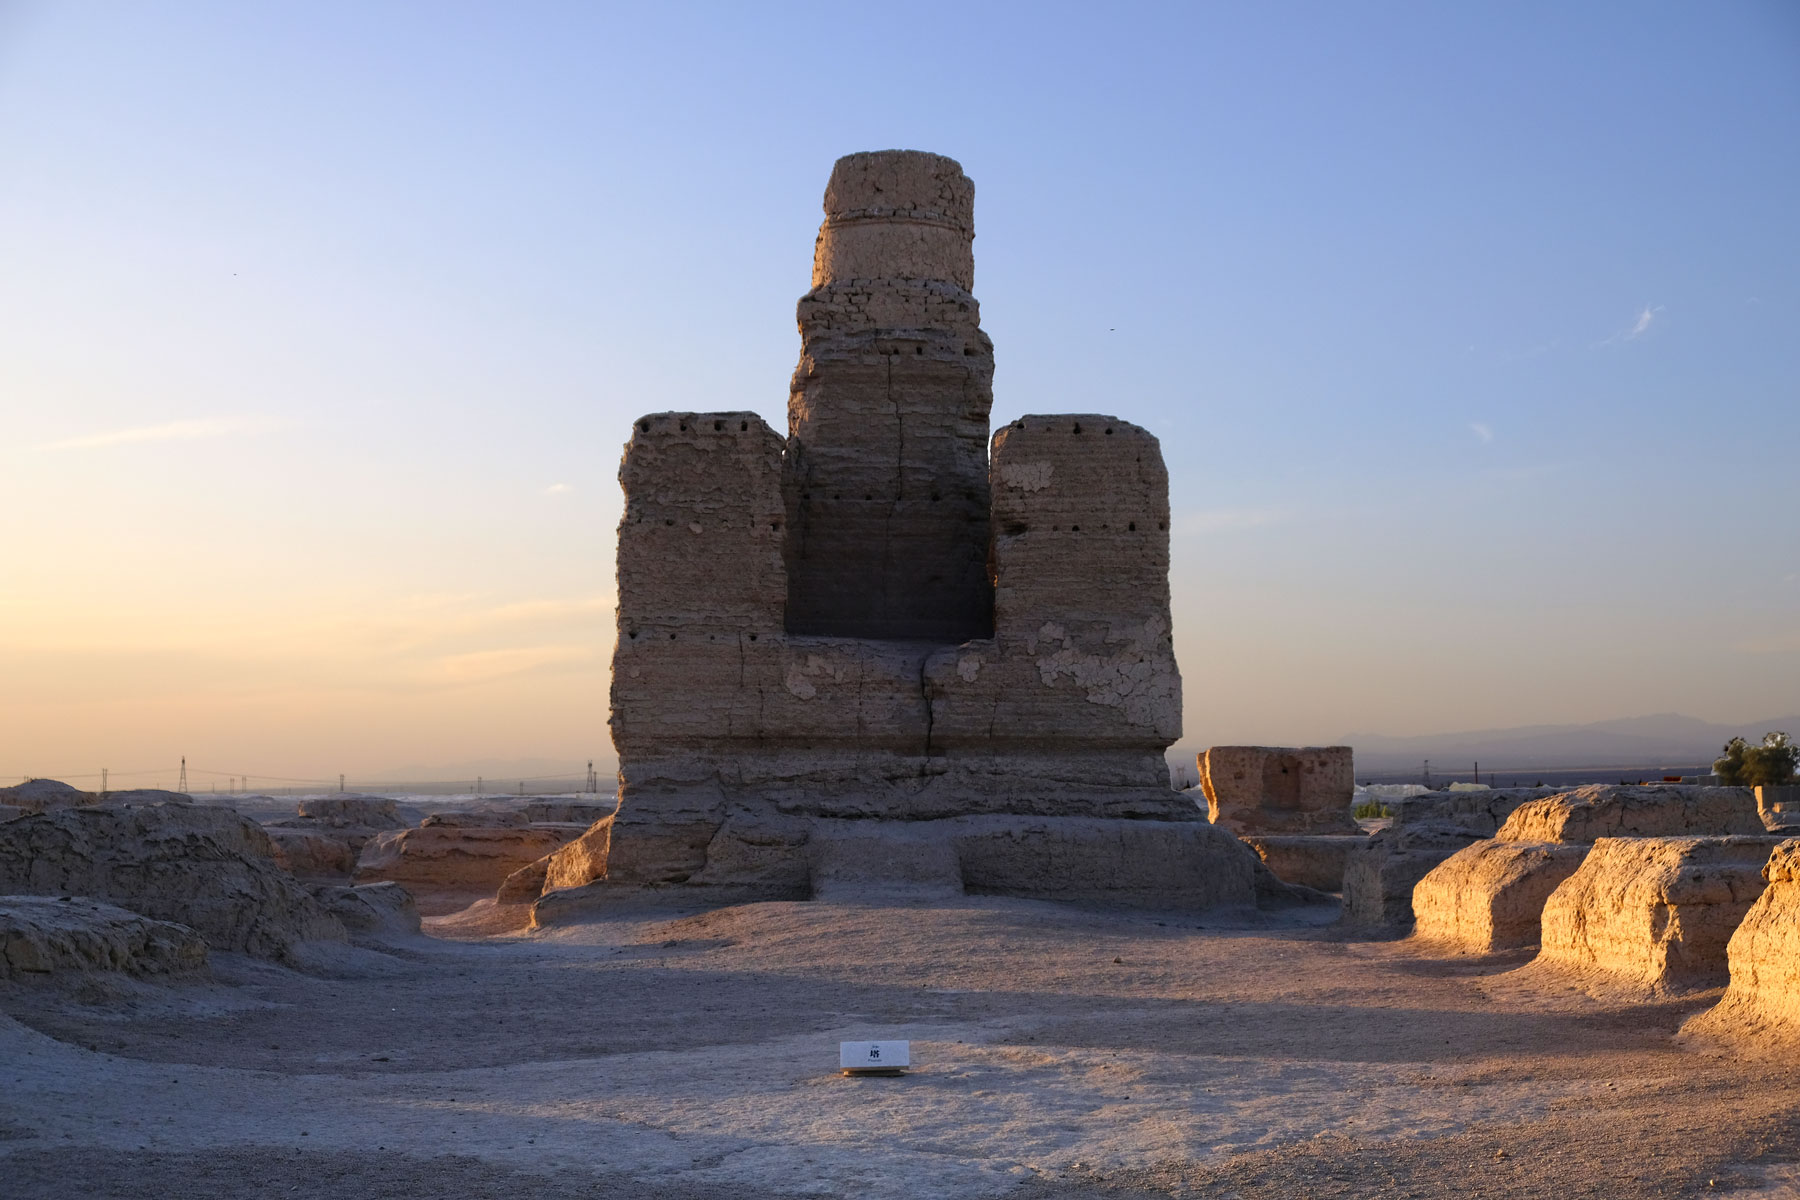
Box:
left=3, top=896, right=1796, bottom=1198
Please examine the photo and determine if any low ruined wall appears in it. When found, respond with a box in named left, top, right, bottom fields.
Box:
left=1412, top=841, right=1589, bottom=952
left=1497, top=785, right=1761, bottom=843
left=955, top=817, right=1261, bottom=909
left=526, top=814, right=1278, bottom=925
left=1536, top=836, right=1781, bottom=992
left=1201, top=746, right=1355, bottom=835
left=1340, top=789, right=1552, bottom=930
left=1683, top=839, right=1800, bottom=1042
left=1358, top=785, right=1764, bottom=939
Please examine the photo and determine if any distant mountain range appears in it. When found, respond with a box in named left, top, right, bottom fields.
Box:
left=1343, top=713, right=1800, bottom=772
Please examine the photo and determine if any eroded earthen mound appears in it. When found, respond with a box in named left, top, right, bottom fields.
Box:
left=263, top=794, right=413, bottom=878
left=0, top=803, right=345, bottom=960
left=0, top=895, right=209, bottom=980
left=0, top=779, right=95, bottom=813
left=307, top=881, right=421, bottom=936
left=1536, top=835, right=1780, bottom=992
left=1412, top=841, right=1590, bottom=953
left=266, top=828, right=359, bottom=878
left=294, top=795, right=406, bottom=830
left=355, top=815, right=582, bottom=895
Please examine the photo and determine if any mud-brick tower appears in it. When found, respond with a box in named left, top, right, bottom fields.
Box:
left=530, top=151, right=1290, bottom=923
left=784, top=151, right=995, bottom=643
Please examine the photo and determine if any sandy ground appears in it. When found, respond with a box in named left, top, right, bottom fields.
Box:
left=4, top=894, right=1800, bottom=1199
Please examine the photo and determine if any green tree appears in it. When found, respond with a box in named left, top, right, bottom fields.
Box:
left=1715, top=732, right=1798, bottom=787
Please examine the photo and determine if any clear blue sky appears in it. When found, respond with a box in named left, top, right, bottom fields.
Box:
left=2, top=2, right=1796, bottom=784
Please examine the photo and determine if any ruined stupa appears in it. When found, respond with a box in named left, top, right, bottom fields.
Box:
left=563, top=150, right=1278, bottom=914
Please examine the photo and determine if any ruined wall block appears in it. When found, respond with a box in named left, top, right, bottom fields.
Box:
left=1412, top=840, right=1591, bottom=953
left=968, top=414, right=1180, bottom=744
left=616, top=411, right=787, bottom=631
left=1200, top=746, right=1357, bottom=835
left=611, top=411, right=790, bottom=762
left=1537, top=835, right=1784, bottom=992
left=991, top=415, right=1171, bottom=630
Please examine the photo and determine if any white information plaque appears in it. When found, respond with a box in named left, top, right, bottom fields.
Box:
left=839, top=1040, right=910, bottom=1073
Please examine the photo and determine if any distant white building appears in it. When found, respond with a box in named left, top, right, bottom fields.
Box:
left=1356, top=783, right=1432, bottom=802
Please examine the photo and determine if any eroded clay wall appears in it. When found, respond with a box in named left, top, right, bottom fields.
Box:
left=917, top=414, right=1180, bottom=763
left=610, top=412, right=788, bottom=758
left=1536, top=835, right=1780, bottom=991
left=990, top=415, right=1171, bottom=634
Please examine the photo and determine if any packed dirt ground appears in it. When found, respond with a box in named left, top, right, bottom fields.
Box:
left=4, top=894, right=1799, bottom=1200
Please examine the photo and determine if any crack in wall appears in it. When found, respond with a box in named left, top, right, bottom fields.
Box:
left=918, top=655, right=935, bottom=762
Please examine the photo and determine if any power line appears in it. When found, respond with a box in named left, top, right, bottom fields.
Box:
left=4, top=762, right=614, bottom=791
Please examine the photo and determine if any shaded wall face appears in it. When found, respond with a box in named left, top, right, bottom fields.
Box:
left=1262, top=756, right=1304, bottom=810
left=781, top=150, right=995, bottom=644
left=783, top=324, right=994, bottom=642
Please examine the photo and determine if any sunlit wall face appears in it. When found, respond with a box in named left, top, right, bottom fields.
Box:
left=1, top=2, right=1796, bottom=785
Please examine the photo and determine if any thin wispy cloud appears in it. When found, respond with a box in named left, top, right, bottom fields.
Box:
left=1595, top=305, right=1664, bottom=347
left=38, top=415, right=286, bottom=452
left=1471, top=422, right=1494, bottom=444
left=542, top=482, right=572, bottom=495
